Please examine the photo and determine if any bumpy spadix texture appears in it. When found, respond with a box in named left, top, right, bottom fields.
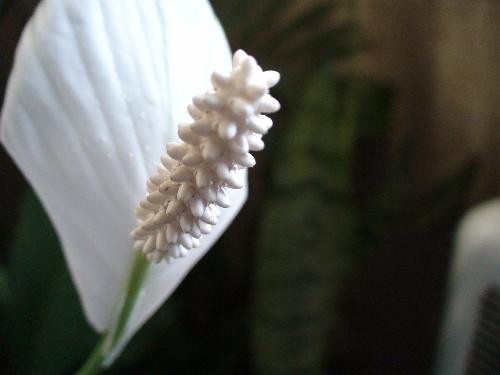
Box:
left=132, top=50, right=280, bottom=263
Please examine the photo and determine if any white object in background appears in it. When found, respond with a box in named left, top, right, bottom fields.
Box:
left=435, top=198, right=500, bottom=375
left=0, top=0, right=244, bottom=345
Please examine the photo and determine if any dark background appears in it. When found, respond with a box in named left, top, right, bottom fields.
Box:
left=0, top=1, right=499, bottom=374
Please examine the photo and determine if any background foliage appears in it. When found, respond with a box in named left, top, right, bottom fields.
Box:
left=0, top=0, right=493, bottom=374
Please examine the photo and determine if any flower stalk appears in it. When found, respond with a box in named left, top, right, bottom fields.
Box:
left=76, top=252, right=149, bottom=374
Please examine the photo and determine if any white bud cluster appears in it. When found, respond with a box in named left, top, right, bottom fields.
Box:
left=131, top=50, right=280, bottom=263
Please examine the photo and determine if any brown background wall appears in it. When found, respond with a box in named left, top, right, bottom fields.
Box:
left=355, top=0, right=499, bottom=202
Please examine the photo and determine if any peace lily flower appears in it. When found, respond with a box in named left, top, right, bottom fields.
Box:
left=0, top=0, right=279, bottom=372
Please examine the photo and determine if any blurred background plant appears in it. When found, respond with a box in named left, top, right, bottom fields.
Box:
left=0, top=0, right=498, bottom=374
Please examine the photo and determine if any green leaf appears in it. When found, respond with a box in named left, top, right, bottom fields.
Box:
left=251, top=70, right=366, bottom=375
left=0, top=265, right=8, bottom=306
left=273, top=71, right=366, bottom=195
left=252, top=192, right=358, bottom=375
left=2, top=190, right=97, bottom=375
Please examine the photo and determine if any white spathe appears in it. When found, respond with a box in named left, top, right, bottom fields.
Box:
left=0, top=0, right=247, bottom=340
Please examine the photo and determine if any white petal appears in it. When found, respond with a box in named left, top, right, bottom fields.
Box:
left=0, top=0, right=237, bottom=342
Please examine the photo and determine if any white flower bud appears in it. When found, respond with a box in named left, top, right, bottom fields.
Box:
left=205, top=93, right=224, bottom=110
left=214, top=161, right=230, bottom=180
left=192, top=94, right=208, bottom=110
left=190, top=222, right=202, bottom=239
left=177, top=183, right=194, bottom=202
left=200, top=185, right=217, bottom=202
left=198, top=220, right=213, bottom=235
left=192, top=237, right=200, bottom=248
left=179, top=211, right=194, bottom=233
left=258, top=94, right=280, bottom=113
left=147, top=191, right=167, bottom=205
left=195, top=167, right=212, bottom=189
left=200, top=206, right=218, bottom=225
left=140, top=199, right=160, bottom=211
left=247, top=133, right=265, bottom=151
left=234, top=152, right=256, bottom=168
left=143, top=236, right=156, bottom=253
left=189, top=197, right=205, bottom=217
left=191, top=118, right=213, bottom=136
left=211, top=71, right=231, bottom=89
left=218, top=121, right=238, bottom=140
left=179, top=233, right=193, bottom=249
left=182, top=147, right=203, bottom=166
left=229, top=135, right=249, bottom=154
left=166, top=223, right=179, bottom=243
left=201, top=141, right=222, bottom=162
left=170, top=165, right=193, bottom=182
left=226, top=170, right=245, bottom=189
left=232, top=49, right=248, bottom=67
left=263, top=71, right=280, bottom=88
left=215, top=189, right=231, bottom=208
left=187, top=104, right=203, bottom=120
left=156, top=231, right=166, bottom=250
left=178, top=123, right=199, bottom=145
left=153, top=208, right=170, bottom=225
left=166, top=142, right=188, bottom=161
left=165, top=200, right=183, bottom=217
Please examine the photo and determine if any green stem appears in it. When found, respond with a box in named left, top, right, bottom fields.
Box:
left=75, top=337, right=106, bottom=375
left=106, top=252, right=150, bottom=352
left=75, top=251, right=150, bottom=374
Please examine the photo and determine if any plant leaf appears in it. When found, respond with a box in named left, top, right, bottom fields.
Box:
left=2, top=190, right=97, bottom=375
left=251, top=70, right=363, bottom=374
